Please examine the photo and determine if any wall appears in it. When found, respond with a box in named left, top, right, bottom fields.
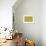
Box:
left=0, top=0, right=16, bottom=30
left=13, top=0, right=41, bottom=46
left=41, top=0, right=46, bottom=46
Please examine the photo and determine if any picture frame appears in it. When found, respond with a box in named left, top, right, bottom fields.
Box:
left=23, top=15, right=34, bottom=24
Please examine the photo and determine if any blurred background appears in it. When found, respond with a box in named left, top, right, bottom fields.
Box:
left=0, top=0, right=46, bottom=46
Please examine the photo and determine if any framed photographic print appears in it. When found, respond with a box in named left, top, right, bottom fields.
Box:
left=23, top=15, right=34, bottom=24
